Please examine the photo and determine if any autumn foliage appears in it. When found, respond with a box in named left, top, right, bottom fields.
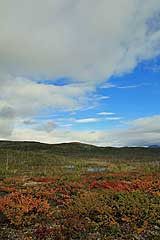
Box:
left=0, top=173, right=160, bottom=239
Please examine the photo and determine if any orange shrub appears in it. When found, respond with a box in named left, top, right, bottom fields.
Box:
left=0, top=191, right=50, bottom=226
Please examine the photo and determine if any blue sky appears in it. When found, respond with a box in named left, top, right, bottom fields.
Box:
left=0, top=1, right=160, bottom=146
left=29, top=56, right=160, bottom=146
left=35, top=57, right=160, bottom=130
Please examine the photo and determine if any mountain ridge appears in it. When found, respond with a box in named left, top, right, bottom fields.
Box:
left=0, top=140, right=160, bottom=149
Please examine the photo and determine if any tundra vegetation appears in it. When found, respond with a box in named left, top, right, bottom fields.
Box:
left=0, top=141, right=160, bottom=239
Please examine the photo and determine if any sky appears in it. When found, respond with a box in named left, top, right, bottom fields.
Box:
left=0, top=0, right=160, bottom=146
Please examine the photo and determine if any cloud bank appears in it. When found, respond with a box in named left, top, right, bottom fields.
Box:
left=1, top=0, right=160, bottom=80
left=6, top=115, right=160, bottom=147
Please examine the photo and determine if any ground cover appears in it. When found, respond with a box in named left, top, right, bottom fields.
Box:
left=0, top=168, right=160, bottom=239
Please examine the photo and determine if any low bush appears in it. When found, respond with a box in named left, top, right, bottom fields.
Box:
left=59, top=191, right=160, bottom=239
left=0, top=191, right=50, bottom=227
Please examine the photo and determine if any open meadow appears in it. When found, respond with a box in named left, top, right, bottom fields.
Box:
left=0, top=142, right=160, bottom=240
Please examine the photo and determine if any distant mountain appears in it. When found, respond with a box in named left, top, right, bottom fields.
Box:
left=0, top=140, right=98, bottom=152
left=0, top=140, right=160, bottom=162
left=148, top=145, right=160, bottom=148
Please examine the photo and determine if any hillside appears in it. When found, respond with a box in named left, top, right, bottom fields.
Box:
left=0, top=140, right=160, bottom=161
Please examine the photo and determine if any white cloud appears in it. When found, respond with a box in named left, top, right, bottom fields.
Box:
left=97, top=112, right=115, bottom=116
left=106, top=115, right=160, bottom=146
left=100, top=83, right=117, bottom=89
left=100, top=83, right=148, bottom=89
left=105, top=117, right=122, bottom=121
left=117, top=85, right=142, bottom=89
left=61, top=124, right=73, bottom=128
left=0, top=75, right=94, bottom=116
left=98, top=96, right=110, bottom=100
left=74, top=118, right=100, bottom=123
left=0, top=74, right=96, bottom=136
left=129, top=115, right=160, bottom=132
left=0, top=0, right=160, bottom=81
